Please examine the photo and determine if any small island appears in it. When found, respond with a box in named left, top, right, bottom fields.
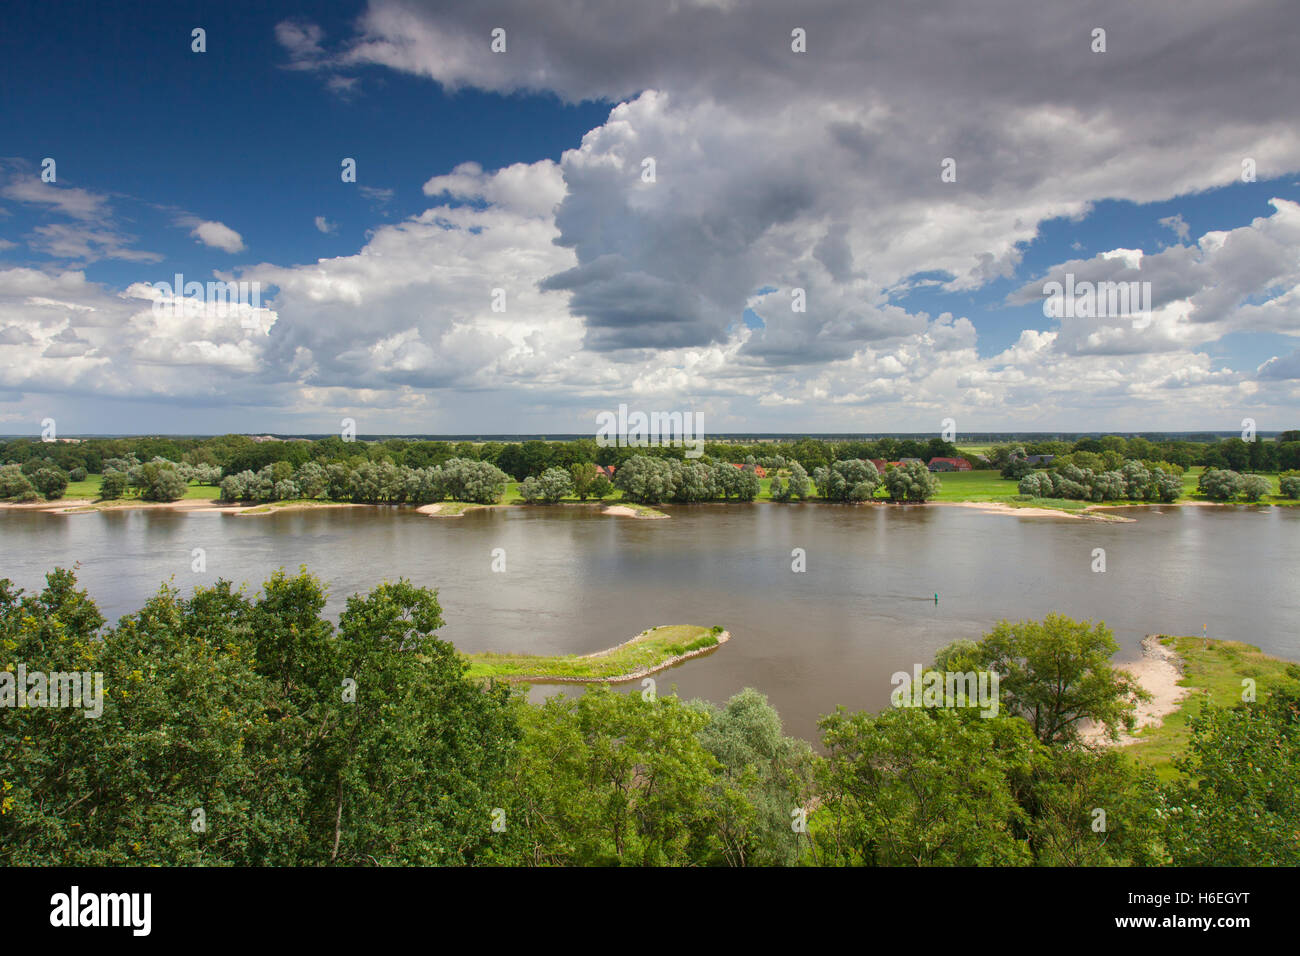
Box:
left=465, top=624, right=728, bottom=682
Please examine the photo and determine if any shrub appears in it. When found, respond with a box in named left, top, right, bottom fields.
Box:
left=1239, top=474, right=1270, bottom=502
left=99, top=470, right=127, bottom=500
left=1197, top=468, right=1242, bottom=501
left=32, top=467, right=69, bottom=500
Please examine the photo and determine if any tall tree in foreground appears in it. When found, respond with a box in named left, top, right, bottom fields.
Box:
left=936, top=614, right=1148, bottom=746
left=497, top=687, right=720, bottom=866
left=811, top=707, right=1035, bottom=866
left=1162, top=692, right=1300, bottom=866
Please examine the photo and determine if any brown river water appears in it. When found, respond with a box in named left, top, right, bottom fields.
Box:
left=2, top=501, right=1296, bottom=741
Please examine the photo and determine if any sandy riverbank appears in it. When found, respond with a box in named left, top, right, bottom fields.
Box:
left=0, top=498, right=357, bottom=517
left=1083, top=635, right=1189, bottom=746
left=601, top=504, right=669, bottom=519
left=933, top=500, right=1085, bottom=519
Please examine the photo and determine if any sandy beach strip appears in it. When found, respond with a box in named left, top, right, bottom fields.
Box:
left=1083, top=635, right=1190, bottom=746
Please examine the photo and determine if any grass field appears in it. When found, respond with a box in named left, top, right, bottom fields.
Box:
left=63, top=474, right=221, bottom=501
left=1125, top=637, right=1300, bottom=780
left=464, top=624, right=724, bottom=681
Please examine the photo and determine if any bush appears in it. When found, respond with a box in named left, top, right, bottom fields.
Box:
left=1197, top=468, right=1242, bottom=501
left=520, top=467, right=574, bottom=504
left=882, top=461, right=940, bottom=502
left=813, top=459, right=880, bottom=501
left=1280, top=474, right=1300, bottom=499
left=140, top=465, right=189, bottom=502
left=0, top=464, right=36, bottom=499
left=32, top=467, right=69, bottom=500
left=69, top=467, right=88, bottom=483
left=99, top=470, right=127, bottom=500
left=1001, top=458, right=1033, bottom=480
left=589, top=474, right=613, bottom=499
left=1239, top=474, right=1270, bottom=502
left=1018, top=471, right=1053, bottom=497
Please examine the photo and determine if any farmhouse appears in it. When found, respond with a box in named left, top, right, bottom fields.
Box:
left=927, top=457, right=972, bottom=472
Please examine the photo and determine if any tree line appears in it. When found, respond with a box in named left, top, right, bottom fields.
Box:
left=5, top=431, right=1297, bottom=488
left=3, top=569, right=1295, bottom=866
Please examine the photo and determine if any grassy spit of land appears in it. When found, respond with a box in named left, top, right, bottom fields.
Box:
left=465, top=624, right=727, bottom=682
left=1121, top=636, right=1300, bottom=780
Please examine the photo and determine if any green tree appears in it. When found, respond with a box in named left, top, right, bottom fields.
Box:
left=500, top=687, right=719, bottom=865
left=882, top=461, right=940, bottom=502
left=1163, top=692, right=1300, bottom=866
left=31, top=467, right=69, bottom=500
left=936, top=614, right=1148, bottom=745
left=1197, top=468, right=1242, bottom=500
left=570, top=462, right=597, bottom=500
left=811, top=707, right=1035, bottom=866
left=698, top=689, right=814, bottom=866
left=99, top=469, right=127, bottom=500
left=520, top=467, right=574, bottom=503
left=140, top=463, right=188, bottom=502
left=1239, top=473, right=1270, bottom=501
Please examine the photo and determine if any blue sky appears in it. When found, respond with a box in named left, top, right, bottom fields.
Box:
left=2, top=0, right=1298, bottom=435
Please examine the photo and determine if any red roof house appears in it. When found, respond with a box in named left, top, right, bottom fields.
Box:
left=927, top=457, right=972, bottom=472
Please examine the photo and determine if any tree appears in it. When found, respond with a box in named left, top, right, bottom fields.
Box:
left=1021, top=746, right=1164, bottom=865
left=570, top=462, right=597, bottom=500
left=936, top=614, right=1148, bottom=746
left=1153, top=468, right=1182, bottom=502
left=440, top=459, right=509, bottom=504
left=784, top=461, right=811, bottom=500
left=0, top=464, right=37, bottom=499
left=698, top=689, right=814, bottom=866
left=1197, top=468, right=1242, bottom=501
left=589, top=474, right=613, bottom=499
left=1018, top=471, right=1053, bottom=497
left=31, top=467, right=69, bottom=500
left=812, top=707, right=1035, bottom=866
left=499, top=687, right=720, bottom=866
left=813, top=459, right=880, bottom=501
left=882, top=461, right=940, bottom=502
left=1163, top=692, right=1300, bottom=866
left=98, top=469, right=127, bottom=500
left=1280, top=474, right=1300, bottom=498
left=295, top=461, right=328, bottom=498
left=0, top=569, right=520, bottom=867
left=140, top=463, right=189, bottom=502
left=614, top=455, right=675, bottom=503
left=1239, top=473, right=1270, bottom=501
left=520, top=467, right=573, bottom=503
left=318, top=579, right=519, bottom=864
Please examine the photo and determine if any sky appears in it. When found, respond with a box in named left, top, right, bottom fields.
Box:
left=1, top=0, right=1298, bottom=436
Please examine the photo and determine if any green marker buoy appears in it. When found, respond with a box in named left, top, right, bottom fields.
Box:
left=934, top=592, right=939, bottom=605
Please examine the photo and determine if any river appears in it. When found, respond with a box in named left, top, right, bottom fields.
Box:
left=1, top=502, right=1295, bottom=741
